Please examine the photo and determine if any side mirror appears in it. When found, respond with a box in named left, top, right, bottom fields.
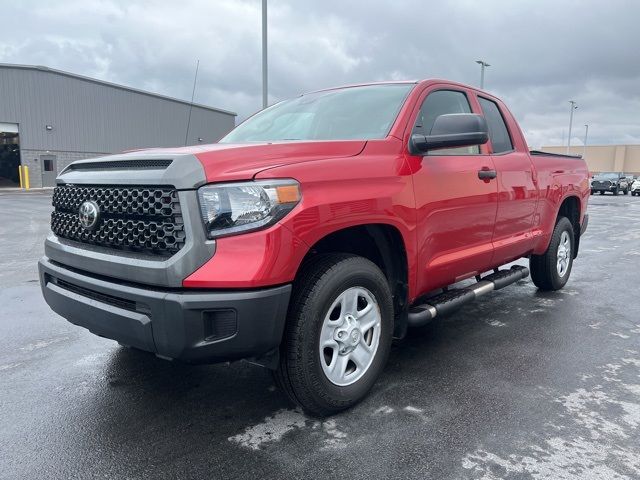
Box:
left=409, top=113, right=489, bottom=154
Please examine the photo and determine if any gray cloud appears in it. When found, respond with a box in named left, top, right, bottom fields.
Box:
left=2, top=0, right=639, bottom=147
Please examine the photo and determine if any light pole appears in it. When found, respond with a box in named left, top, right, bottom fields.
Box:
left=583, top=124, right=589, bottom=160
left=476, top=60, right=490, bottom=89
left=567, top=100, right=578, bottom=154
left=262, top=0, right=268, bottom=109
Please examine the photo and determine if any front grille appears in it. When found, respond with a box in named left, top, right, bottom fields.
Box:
left=51, top=185, right=186, bottom=256
left=592, top=181, right=611, bottom=188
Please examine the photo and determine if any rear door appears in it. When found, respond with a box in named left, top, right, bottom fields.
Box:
left=476, top=96, right=538, bottom=265
left=408, top=88, right=498, bottom=294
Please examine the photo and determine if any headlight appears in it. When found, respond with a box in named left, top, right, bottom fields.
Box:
left=197, top=179, right=301, bottom=239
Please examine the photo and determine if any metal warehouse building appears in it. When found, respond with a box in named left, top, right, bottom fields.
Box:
left=0, top=64, right=236, bottom=188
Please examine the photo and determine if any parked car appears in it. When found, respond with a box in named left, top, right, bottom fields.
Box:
left=623, top=175, right=636, bottom=194
left=631, top=178, right=640, bottom=196
left=38, top=79, right=590, bottom=416
left=591, top=172, right=628, bottom=195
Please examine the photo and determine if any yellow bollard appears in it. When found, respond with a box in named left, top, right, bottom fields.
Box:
left=18, top=165, right=24, bottom=188
left=24, top=166, right=30, bottom=190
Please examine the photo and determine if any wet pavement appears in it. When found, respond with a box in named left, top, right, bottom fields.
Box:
left=1, top=191, right=639, bottom=479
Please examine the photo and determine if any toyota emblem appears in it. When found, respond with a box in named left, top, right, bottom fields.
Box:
left=79, top=201, right=100, bottom=230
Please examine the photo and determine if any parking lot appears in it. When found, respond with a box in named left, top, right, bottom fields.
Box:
left=1, top=190, right=639, bottom=479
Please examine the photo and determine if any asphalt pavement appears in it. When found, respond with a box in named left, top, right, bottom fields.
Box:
left=1, top=190, right=639, bottom=479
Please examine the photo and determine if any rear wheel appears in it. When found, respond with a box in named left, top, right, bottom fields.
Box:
left=530, top=216, right=574, bottom=291
left=613, top=188, right=619, bottom=196
left=274, top=254, right=393, bottom=417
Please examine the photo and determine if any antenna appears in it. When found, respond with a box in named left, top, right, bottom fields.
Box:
left=184, top=59, right=200, bottom=146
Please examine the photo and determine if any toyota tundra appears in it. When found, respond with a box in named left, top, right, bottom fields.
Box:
left=39, top=80, right=590, bottom=416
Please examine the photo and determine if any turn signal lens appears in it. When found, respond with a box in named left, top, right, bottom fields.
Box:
left=275, top=185, right=301, bottom=204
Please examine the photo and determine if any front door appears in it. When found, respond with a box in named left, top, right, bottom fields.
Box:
left=408, top=88, right=498, bottom=295
left=40, top=155, right=57, bottom=187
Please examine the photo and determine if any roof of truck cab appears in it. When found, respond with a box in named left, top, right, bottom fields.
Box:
left=303, top=80, right=419, bottom=95
left=302, top=79, right=491, bottom=96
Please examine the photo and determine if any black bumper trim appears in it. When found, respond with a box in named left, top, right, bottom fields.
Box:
left=39, top=257, right=291, bottom=363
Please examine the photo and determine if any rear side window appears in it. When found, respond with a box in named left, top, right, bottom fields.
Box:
left=414, top=90, right=478, bottom=155
left=478, top=97, right=513, bottom=153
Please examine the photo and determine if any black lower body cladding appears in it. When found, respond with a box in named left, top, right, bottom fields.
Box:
left=38, top=257, right=291, bottom=363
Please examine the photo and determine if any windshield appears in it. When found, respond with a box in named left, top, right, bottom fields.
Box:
left=596, top=173, right=620, bottom=180
left=220, top=84, right=414, bottom=143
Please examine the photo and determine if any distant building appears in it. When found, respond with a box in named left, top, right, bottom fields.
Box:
left=541, top=144, right=640, bottom=175
left=0, top=64, right=236, bottom=188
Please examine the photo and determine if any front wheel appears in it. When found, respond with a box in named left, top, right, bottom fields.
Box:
left=274, top=254, right=393, bottom=417
left=530, top=216, right=574, bottom=291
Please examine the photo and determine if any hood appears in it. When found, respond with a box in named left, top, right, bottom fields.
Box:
left=117, top=141, right=367, bottom=182
left=59, top=141, right=366, bottom=188
left=192, top=141, right=367, bottom=182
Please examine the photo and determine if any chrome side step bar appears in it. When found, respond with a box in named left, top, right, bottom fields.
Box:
left=407, top=265, right=530, bottom=327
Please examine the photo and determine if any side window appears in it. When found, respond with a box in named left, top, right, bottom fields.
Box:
left=478, top=97, right=513, bottom=153
left=413, top=89, right=479, bottom=155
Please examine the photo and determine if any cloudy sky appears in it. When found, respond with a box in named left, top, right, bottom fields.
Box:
left=2, top=0, right=639, bottom=147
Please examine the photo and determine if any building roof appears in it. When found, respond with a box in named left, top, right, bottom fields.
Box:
left=0, top=63, right=236, bottom=117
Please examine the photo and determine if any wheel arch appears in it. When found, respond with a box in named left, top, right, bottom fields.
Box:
left=557, top=195, right=581, bottom=258
left=296, top=223, right=410, bottom=338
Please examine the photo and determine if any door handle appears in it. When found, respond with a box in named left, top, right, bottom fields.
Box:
left=478, top=168, right=497, bottom=180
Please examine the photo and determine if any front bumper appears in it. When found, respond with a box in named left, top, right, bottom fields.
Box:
left=39, top=257, right=291, bottom=363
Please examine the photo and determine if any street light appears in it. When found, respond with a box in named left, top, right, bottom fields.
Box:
left=583, top=124, right=589, bottom=160
left=262, top=0, right=268, bottom=109
left=567, top=100, right=578, bottom=154
left=476, top=60, right=490, bottom=89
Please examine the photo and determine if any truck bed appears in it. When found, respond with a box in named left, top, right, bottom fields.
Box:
left=530, top=150, right=582, bottom=159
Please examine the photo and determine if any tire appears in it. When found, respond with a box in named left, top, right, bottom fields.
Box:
left=599, top=191, right=604, bottom=195
left=274, top=253, right=393, bottom=417
left=590, top=190, right=594, bottom=195
left=613, top=188, right=619, bottom=196
left=624, top=189, right=629, bottom=195
left=530, top=216, right=574, bottom=291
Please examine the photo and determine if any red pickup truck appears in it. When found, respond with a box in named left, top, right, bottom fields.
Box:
left=39, top=80, right=589, bottom=416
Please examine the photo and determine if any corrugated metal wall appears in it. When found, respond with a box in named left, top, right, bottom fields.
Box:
left=0, top=65, right=236, bottom=153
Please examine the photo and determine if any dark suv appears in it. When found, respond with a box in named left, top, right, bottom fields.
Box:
left=591, top=172, right=628, bottom=195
